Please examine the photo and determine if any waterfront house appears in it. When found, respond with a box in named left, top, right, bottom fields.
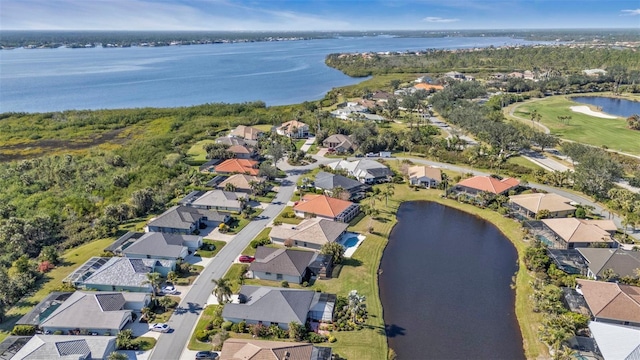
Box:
left=249, top=247, right=332, bottom=284
left=222, top=286, right=335, bottom=330
left=293, top=194, right=360, bottom=223
left=220, top=339, right=332, bottom=360
left=314, top=171, right=366, bottom=200
left=508, top=193, right=576, bottom=219
left=576, top=247, right=640, bottom=280
left=146, top=205, right=231, bottom=234
left=576, top=279, right=640, bottom=327
left=588, top=322, right=640, bottom=360
left=370, top=90, right=392, bottom=103
left=407, top=165, right=442, bottom=188
left=541, top=218, right=617, bottom=249
left=453, top=175, right=520, bottom=196
left=12, top=335, right=117, bottom=360
left=276, top=120, right=309, bottom=138
left=269, top=218, right=349, bottom=251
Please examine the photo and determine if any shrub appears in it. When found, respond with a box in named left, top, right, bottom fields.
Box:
left=195, top=330, right=210, bottom=342
left=307, top=332, right=327, bottom=343
left=237, top=320, right=247, bottom=333
left=328, top=335, right=337, bottom=343
left=302, top=281, right=309, bottom=287
left=12, top=325, right=36, bottom=336
left=221, top=321, right=233, bottom=331
left=273, top=220, right=283, bottom=226
left=250, top=238, right=271, bottom=249
left=281, top=280, right=289, bottom=288
left=53, top=330, right=63, bottom=335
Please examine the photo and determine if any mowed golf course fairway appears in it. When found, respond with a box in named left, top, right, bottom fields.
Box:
left=511, top=96, right=640, bottom=155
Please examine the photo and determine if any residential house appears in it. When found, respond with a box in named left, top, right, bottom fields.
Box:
left=64, top=257, right=175, bottom=292
left=407, top=165, right=442, bottom=188
left=453, top=175, right=520, bottom=196
left=583, top=69, right=607, bottom=77
left=314, top=171, right=366, bottom=200
left=220, top=339, right=332, bottom=360
left=293, top=194, right=360, bottom=223
left=276, top=120, right=309, bottom=138
left=576, top=247, right=640, bottom=280
left=588, top=322, right=640, bottom=360
left=16, top=292, right=74, bottom=327
left=249, top=247, right=332, bottom=284
left=356, top=98, right=377, bottom=109
left=222, top=286, right=335, bottom=330
left=228, top=144, right=255, bottom=159
left=217, top=174, right=265, bottom=194
left=230, top=125, right=264, bottom=140
left=541, top=218, right=617, bottom=249
left=12, top=335, right=117, bottom=360
left=198, top=159, right=223, bottom=173
left=178, top=190, right=245, bottom=213
left=444, top=71, right=466, bottom=80
left=215, top=136, right=258, bottom=148
left=523, top=70, right=535, bottom=80
left=491, top=73, right=506, bottom=80
left=508, top=72, right=524, bottom=79
left=327, top=159, right=393, bottom=184
left=112, top=232, right=201, bottom=260
left=360, top=113, right=386, bottom=122
left=576, top=279, right=640, bottom=327
left=322, top=134, right=356, bottom=153
left=40, top=291, right=150, bottom=335
left=413, top=83, right=444, bottom=92
left=414, top=75, right=434, bottom=84
left=214, top=158, right=260, bottom=176
left=370, top=90, right=392, bottom=103
left=146, top=205, right=231, bottom=234
left=269, top=218, right=349, bottom=251
left=547, top=249, right=588, bottom=275
left=508, top=193, right=576, bottom=219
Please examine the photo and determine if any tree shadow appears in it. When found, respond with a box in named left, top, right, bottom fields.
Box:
left=172, top=302, right=202, bottom=316
left=341, top=258, right=362, bottom=267
left=384, top=323, right=406, bottom=338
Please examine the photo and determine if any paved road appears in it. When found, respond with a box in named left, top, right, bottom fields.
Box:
left=520, top=150, right=571, bottom=173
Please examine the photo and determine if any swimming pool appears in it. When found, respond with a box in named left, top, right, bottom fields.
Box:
left=338, top=232, right=366, bottom=258
left=342, top=235, right=360, bottom=248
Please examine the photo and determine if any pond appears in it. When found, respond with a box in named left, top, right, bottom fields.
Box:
left=572, top=96, right=640, bottom=118
left=379, top=201, right=524, bottom=360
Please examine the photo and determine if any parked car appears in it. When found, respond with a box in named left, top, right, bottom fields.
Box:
left=162, top=285, right=177, bottom=295
left=355, top=153, right=364, bottom=158
left=238, top=255, right=255, bottom=263
left=149, top=323, right=171, bottom=333
left=366, top=152, right=378, bottom=157
left=195, top=351, right=219, bottom=360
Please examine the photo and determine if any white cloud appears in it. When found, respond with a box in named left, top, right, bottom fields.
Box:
left=423, top=17, right=460, bottom=23
left=620, top=9, right=640, bottom=16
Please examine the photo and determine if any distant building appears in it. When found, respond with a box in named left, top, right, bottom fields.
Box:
left=230, top=125, right=264, bottom=140
left=407, top=165, right=442, bottom=188
left=276, top=120, right=309, bottom=138
left=453, top=175, right=520, bottom=196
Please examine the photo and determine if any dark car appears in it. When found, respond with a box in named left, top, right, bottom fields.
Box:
left=195, top=351, right=218, bottom=359
left=238, top=255, right=255, bottom=263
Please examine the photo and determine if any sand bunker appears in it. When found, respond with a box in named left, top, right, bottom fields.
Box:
left=570, top=105, right=618, bottom=119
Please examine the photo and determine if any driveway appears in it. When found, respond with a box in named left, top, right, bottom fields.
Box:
left=300, top=137, right=316, bottom=152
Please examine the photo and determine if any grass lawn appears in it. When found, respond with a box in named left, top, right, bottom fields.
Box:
left=197, top=239, right=227, bottom=258
left=506, top=155, right=546, bottom=173
left=227, top=209, right=263, bottom=234
left=133, top=336, right=157, bottom=351
left=0, top=237, right=115, bottom=341
left=187, top=305, right=220, bottom=351
left=224, top=264, right=248, bottom=293
left=255, top=191, right=277, bottom=203
left=509, top=95, right=640, bottom=154
left=241, top=227, right=272, bottom=256
left=273, top=206, right=302, bottom=225
left=252, top=124, right=274, bottom=132
left=175, top=265, right=204, bottom=286
left=294, top=139, right=306, bottom=150
left=151, top=296, right=181, bottom=323
left=186, top=139, right=217, bottom=162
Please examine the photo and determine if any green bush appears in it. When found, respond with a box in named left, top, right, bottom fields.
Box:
left=329, top=335, right=337, bottom=343
left=195, top=330, right=211, bottom=342
left=221, top=321, right=233, bottom=331
left=12, top=325, right=36, bottom=336
left=281, top=280, right=289, bottom=288
left=307, top=332, right=327, bottom=343
left=250, top=238, right=271, bottom=249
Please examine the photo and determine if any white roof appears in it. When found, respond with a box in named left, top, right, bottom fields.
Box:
left=589, top=322, right=640, bottom=360
left=12, top=335, right=116, bottom=360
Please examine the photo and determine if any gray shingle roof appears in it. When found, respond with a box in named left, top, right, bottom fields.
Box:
left=314, top=172, right=363, bottom=192
left=66, top=257, right=173, bottom=291
left=123, top=232, right=194, bottom=258
left=269, top=218, right=348, bottom=246
left=41, top=291, right=131, bottom=330
left=147, top=205, right=228, bottom=230
left=223, top=286, right=316, bottom=325
left=55, top=339, right=90, bottom=357
left=16, top=292, right=74, bottom=326
left=11, top=335, right=116, bottom=360
left=577, top=248, right=640, bottom=279
left=250, top=248, right=317, bottom=277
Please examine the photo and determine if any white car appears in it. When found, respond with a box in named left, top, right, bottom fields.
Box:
left=149, top=323, right=170, bottom=333
left=162, top=285, right=177, bottom=295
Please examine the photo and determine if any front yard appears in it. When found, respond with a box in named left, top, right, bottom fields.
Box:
left=272, top=206, right=302, bottom=225
left=197, top=239, right=227, bottom=258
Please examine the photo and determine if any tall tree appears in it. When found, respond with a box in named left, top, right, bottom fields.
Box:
left=211, top=277, right=233, bottom=304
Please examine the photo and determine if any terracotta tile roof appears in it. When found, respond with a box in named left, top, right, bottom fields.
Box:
left=277, top=120, right=308, bottom=134
left=508, top=193, right=576, bottom=214
left=294, top=194, right=354, bottom=218
left=413, top=83, right=444, bottom=91
left=457, top=176, right=520, bottom=194
left=577, top=279, right=640, bottom=323
left=542, top=218, right=615, bottom=244
left=220, top=338, right=317, bottom=360
left=228, top=145, right=252, bottom=155
left=215, top=159, right=259, bottom=175
left=408, top=165, right=442, bottom=182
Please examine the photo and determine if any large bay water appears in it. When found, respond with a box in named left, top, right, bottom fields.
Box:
left=379, top=201, right=524, bottom=360
left=0, top=36, right=542, bottom=113
left=572, top=96, right=640, bottom=118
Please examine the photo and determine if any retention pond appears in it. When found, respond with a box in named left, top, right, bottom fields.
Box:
left=379, top=201, right=524, bottom=359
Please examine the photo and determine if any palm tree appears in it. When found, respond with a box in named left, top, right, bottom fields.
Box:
left=383, top=183, right=395, bottom=206
left=347, top=290, right=366, bottom=323
left=143, top=272, right=162, bottom=300
left=166, top=271, right=178, bottom=284
left=211, top=277, right=233, bottom=304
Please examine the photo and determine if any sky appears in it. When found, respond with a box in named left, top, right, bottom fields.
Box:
left=1, top=0, right=639, bottom=31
